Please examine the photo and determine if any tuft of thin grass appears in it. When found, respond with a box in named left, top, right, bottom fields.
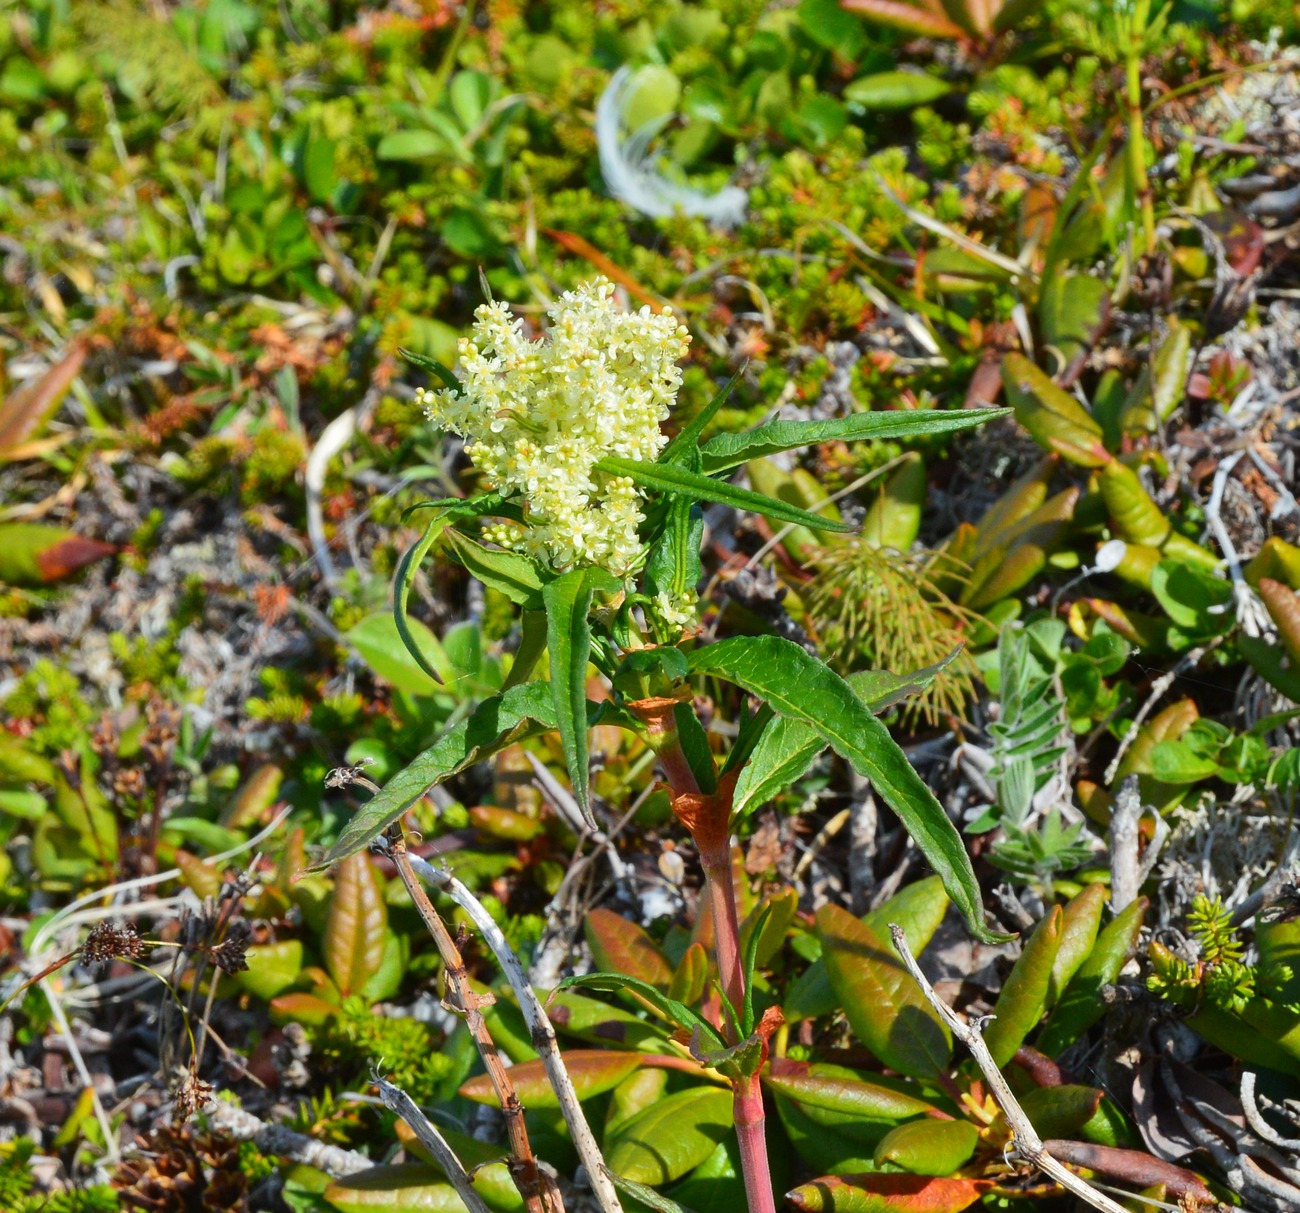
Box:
left=803, top=541, right=982, bottom=727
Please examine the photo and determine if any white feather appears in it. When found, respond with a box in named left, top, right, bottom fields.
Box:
left=596, top=65, right=748, bottom=229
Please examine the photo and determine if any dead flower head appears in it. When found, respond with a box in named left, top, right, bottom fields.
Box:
left=82, top=921, right=146, bottom=967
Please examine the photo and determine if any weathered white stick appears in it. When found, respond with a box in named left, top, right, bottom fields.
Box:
left=410, top=855, right=625, bottom=1213
left=205, top=1099, right=372, bottom=1177
left=376, top=1077, right=492, bottom=1213
left=889, top=924, right=1131, bottom=1213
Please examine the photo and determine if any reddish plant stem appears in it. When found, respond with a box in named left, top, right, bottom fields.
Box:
left=734, top=1072, right=777, bottom=1213
left=700, top=844, right=746, bottom=1023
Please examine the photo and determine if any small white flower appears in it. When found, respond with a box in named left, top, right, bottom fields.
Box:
left=419, top=278, right=691, bottom=577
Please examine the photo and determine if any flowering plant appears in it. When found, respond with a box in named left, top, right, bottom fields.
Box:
left=319, top=278, right=1011, bottom=1213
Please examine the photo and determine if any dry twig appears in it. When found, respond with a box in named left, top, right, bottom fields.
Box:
left=889, top=924, right=1132, bottom=1213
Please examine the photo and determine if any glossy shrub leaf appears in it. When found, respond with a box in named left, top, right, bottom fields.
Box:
left=843, top=71, right=953, bottom=110
left=984, top=906, right=1062, bottom=1066
left=861, top=453, right=926, bottom=551
left=838, top=0, right=965, bottom=40
left=348, top=612, right=453, bottom=695
left=324, top=854, right=388, bottom=998
left=1049, top=883, right=1107, bottom=1005
left=1002, top=354, right=1108, bottom=468
left=598, top=455, right=853, bottom=534
left=1037, top=897, right=1148, bottom=1057
left=817, top=904, right=951, bottom=1078
left=606, top=1086, right=734, bottom=1185
left=668, top=942, right=710, bottom=1006
left=698, top=409, right=1006, bottom=475
left=316, top=683, right=558, bottom=869
left=585, top=908, right=674, bottom=990
left=1017, top=1084, right=1104, bottom=1140
left=324, top=1164, right=513, bottom=1212
left=544, top=567, right=619, bottom=826
left=787, top=1173, right=991, bottom=1213
left=692, top=637, right=1003, bottom=942
left=1260, top=578, right=1300, bottom=666
left=764, top=1060, right=939, bottom=1123
left=1151, top=561, right=1232, bottom=634
left=0, top=523, right=115, bottom=586
left=460, top=1050, right=643, bottom=1109
left=236, top=940, right=305, bottom=1002
left=785, top=876, right=949, bottom=1023
left=873, top=1119, right=979, bottom=1175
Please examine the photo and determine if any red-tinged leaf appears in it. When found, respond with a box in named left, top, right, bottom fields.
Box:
left=840, top=0, right=967, bottom=40
left=585, top=908, right=673, bottom=990
left=1002, top=353, right=1108, bottom=468
left=175, top=848, right=222, bottom=900
left=873, top=1119, right=979, bottom=1175
left=787, top=1172, right=993, bottom=1212
left=0, top=342, right=86, bottom=458
left=1041, top=1140, right=1215, bottom=1202
left=764, top=1059, right=941, bottom=1124
left=1260, top=578, right=1300, bottom=666
left=668, top=942, right=710, bottom=1006
left=324, top=853, right=389, bottom=998
left=984, top=906, right=1062, bottom=1066
left=1049, top=883, right=1106, bottom=1006
left=541, top=228, right=669, bottom=312
left=1204, top=210, right=1265, bottom=276
left=816, top=904, right=951, bottom=1078
left=1036, top=897, right=1147, bottom=1057
left=269, top=991, right=339, bottom=1026
left=459, top=1049, right=643, bottom=1109
left=0, top=523, right=115, bottom=586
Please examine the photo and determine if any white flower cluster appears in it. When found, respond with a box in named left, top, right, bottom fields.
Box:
left=418, top=278, right=690, bottom=576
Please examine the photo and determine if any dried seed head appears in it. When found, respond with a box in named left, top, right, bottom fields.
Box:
left=172, top=1070, right=215, bottom=1121
left=81, top=921, right=145, bottom=966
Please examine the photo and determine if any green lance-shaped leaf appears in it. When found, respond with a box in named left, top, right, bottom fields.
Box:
left=596, top=455, right=853, bottom=534
left=603, top=1171, right=700, bottom=1213
left=698, top=408, right=1007, bottom=475
left=660, top=365, right=745, bottom=468
left=1038, top=272, right=1110, bottom=374
left=324, top=853, right=389, bottom=998
left=460, top=1050, right=644, bottom=1109
left=873, top=1119, right=979, bottom=1176
left=606, top=1087, right=734, bottom=1186
left=733, top=654, right=962, bottom=822
left=544, top=566, right=619, bottom=827
left=1049, top=883, right=1107, bottom=1006
left=668, top=942, right=710, bottom=1006
left=400, top=346, right=464, bottom=396
left=691, top=636, right=1006, bottom=943
left=502, top=610, right=548, bottom=691
left=1036, top=897, right=1148, bottom=1057
left=983, top=906, right=1063, bottom=1066
left=0, top=523, right=115, bottom=586
left=314, top=683, right=558, bottom=870
left=1002, top=353, right=1108, bottom=468
left=441, top=527, right=546, bottom=609
left=1117, top=318, right=1192, bottom=435
left=818, top=904, right=952, bottom=1078
left=861, top=452, right=926, bottom=551
left=843, top=70, right=954, bottom=110
left=785, top=876, right=949, bottom=1023
left=763, top=1060, right=940, bottom=1123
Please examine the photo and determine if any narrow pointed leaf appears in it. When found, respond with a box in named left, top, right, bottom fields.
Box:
left=764, top=1060, right=939, bottom=1122
left=983, top=906, right=1062, bottom=1066
left=442, top=527, right=547, bottom=609
left=0, top=342, right=86, bottom=459
left=1003, top=354, right=1108, bottom=467
left=597, top=455, right=853, bottom=533
left=661, top=367, right=744, bottom=467
left=315, top=684, right=557, bottom=870
left=502, top=610, right=548, bottom=690
left=555, top=971, right=725, bottom=1049
left=692, top=637, right=1004, bottom=942
left=324, top=854, right=389, bottom=998
left=544, top=567, right=619, bottom=826
left=699, top=409, right=1007, bottom=475
left=818, top=904, right=951, bottom=1078
left=1049, top=883, right=1107, bottom=1005
left=400, top=346, right=464, bottom=396
left=459, top=1050, right=643, bottom=1108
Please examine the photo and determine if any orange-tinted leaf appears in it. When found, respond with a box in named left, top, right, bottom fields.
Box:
left=1260, top=578, right=1300, bottom=666
left=469, top=804, right=544, bottom=841
left=0, top=523, right=115, bottom=586
left=764, top=1058, right=940, bottom=1124
left=668, top=941, right=710, bottom=1006
left=0, top=342, right=86, bottom=459
left=787, top=1172, right=992, bottom=1212
left=324, top=853, right=388, bottom=998
left=175, top=848, right=223, bottom=900
left=269, top=991, right=339, bottom=1026
left=585, top=908, right=673, bottom=990
left=840, top=0, right=966, bottom=40
left=460, top=1048, right=642, bottom=1109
